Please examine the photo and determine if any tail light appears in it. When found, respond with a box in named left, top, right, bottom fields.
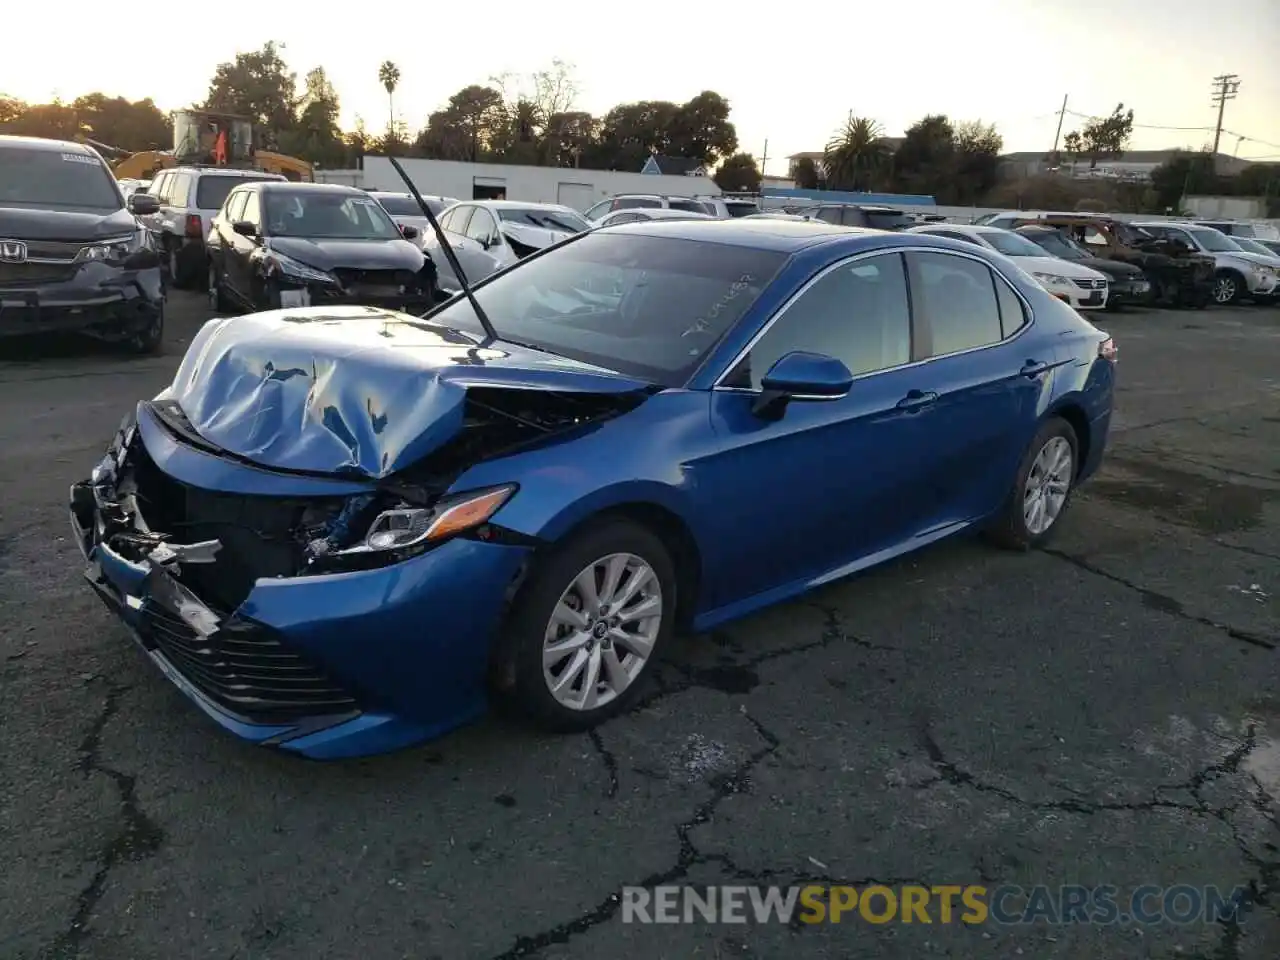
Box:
left=1098, top=337, right=1117, bottom=362
left=184, top=214, right=203, bottom=238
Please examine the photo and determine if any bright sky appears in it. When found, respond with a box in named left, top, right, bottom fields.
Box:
left=4, top=1, right=1279, bottom=174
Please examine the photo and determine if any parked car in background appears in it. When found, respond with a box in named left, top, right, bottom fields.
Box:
left=1131, top=221, right=1279, bottom=305
left=367, top=191, right=457, bottom=244
left=584, top=194, right=729, bottom=222
left=802, top=204, right=914, bottom=231
left=697, top=196, right=760, bottom=218
left=206, top=181, right=438, bottom=314
left=71, top=218, right=1116, bottom=757
left=1016, top=225, right=1151, bottom=308
left=1010, top=215, right=1214, bottom=309
left=592, top=207, right=715, bottom=228
left=0, top=134, right=165, bottom=353
left=907, top=223, right=1111, bottom=310
left=1193, top=220, right=1280, bottom=242
left=141, top=166, right=285, bottom=289
left=424, top=200, right=590, bottom=292
left=1255, top=239, right=1280, bottom=257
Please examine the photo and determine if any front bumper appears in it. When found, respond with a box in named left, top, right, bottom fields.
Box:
left=1105, top=276, right=1151, bottom=305
left=70, top=413, right=531, bottom=759
left=0, top=262, right=164, bottom=339
left=1047, top=282, right=1108, bottom=311
left=1245, top=273, right=1279, bottom=296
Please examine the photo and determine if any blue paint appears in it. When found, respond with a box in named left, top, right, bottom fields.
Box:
left=763, top=186, right=938, bottom=206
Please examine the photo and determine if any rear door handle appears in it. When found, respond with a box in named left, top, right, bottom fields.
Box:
left=896, top=389, right=938, bottom=412
left=1020, top=360, right=1051, bottom=378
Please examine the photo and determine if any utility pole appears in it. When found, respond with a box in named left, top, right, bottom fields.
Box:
left=1050, top=94, right=1068, bottom=164
left=1210, top=74, right=1240, bottom=155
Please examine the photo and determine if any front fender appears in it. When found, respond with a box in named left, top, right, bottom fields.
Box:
left=498, top=477, right=694, bottom=543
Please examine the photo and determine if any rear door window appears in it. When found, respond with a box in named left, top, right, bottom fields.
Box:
left=615, top=197, right=662, bottom=210
left=909, top=251, right=1004, bottom=356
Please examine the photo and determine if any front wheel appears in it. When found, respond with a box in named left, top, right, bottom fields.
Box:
left=125, top=302, right=165, bottom=356
left=501, top=518, right=676, bottom=731
left=985, top=417, right=1079, bottom=550
left=1212, top=270, right=1244, bottom=306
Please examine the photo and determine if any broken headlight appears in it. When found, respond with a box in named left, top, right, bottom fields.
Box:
left=310, top=484, right=516, bottom=569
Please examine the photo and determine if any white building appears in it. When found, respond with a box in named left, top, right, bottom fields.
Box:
left=355, top=156, right=721, bottom=212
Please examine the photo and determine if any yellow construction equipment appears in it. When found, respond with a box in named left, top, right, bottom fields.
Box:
left=84, top=109, right=314, bottom=181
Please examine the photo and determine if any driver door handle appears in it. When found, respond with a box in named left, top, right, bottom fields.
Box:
left=896, top=389, right=938, bottom=412
left=1020, top=359, right=1051, bottom=378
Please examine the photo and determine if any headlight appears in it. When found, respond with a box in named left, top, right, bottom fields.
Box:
left=1032, top=273, right=1072, bottom=287
left=77, top=231, right=147, bottom=262
left=263, top=250, right=338, bottom=285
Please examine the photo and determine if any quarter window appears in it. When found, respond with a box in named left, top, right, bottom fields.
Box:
left=993, top=274, right=1028, bottom=338
left=223, top=190, right=248, bottom=222
left=727, top=253, right=912, bottom=389
left=240, top=191, right=261, bottom=226
left=910, top=252, right=1004, bottom=356
left=445, top=206, right=474, bottom=235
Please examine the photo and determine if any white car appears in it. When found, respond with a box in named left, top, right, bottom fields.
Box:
left=367, top=191, right=457, bottom=245
left=907, top=223, right=1111, bottom=310
left=592, top=207, right=715, bottom=228
left=424, top=200, right=591, bottom=292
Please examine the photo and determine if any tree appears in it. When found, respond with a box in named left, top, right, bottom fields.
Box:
left=893, top=115, right=954, bottom=196
left=1149, top=151, right=1216, bottom=212
left=950, top=120, right=1003, bottom=204
left=542, top=111, right=598, bottom=167
left=791, top=157, right=821, bottom=189
left=669, top=91, right=738, bottom=166
left=1, top=99, right=79, bottom=140
left=1061, top=131, right=1083, bottom=168
left=203, top=41, right=299, bottom=144
left=280, top=67, right=345, bottom=167
left=1067, top=103, right=1134, bottom=170
left=0, top=95, right=24, bottom=125
left=824, top=114, right=889, bottom=191
left=413, top=85, right=505, bottom=162
left=377, top=61, right=401, bottom=138
left=72, top=94, right=172, bottom=152
left=589, top=100, right=681, bottom=170
left=714, top=153, right=761, bottom=193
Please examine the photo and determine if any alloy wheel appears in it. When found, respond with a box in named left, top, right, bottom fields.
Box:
left=1213, top=276, right=1237, bottom=304
left=542, top=552, right=663, bottom=711
left=1023, top=436, right=1073, bottom=535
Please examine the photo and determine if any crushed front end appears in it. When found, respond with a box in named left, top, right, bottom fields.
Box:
left=70, top=402, right=534, bottom=759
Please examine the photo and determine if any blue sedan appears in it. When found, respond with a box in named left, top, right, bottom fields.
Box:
left=70, top=219, right=1116, bottom=759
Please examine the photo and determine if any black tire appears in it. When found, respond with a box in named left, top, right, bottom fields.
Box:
left=167, top=243, right=191, bottom=290
left=1212, top=270, right=1245, bottom=306
left=984, top=416, right=1080, bottom=551
left=125, top=302, right=165, bottom=356
left=501, top=517, right=677, bottom=732
left=208, top=260, right=232, bottom=314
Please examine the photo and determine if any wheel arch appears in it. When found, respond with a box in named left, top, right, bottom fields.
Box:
left=1045, top=401, right=1091, bottom=478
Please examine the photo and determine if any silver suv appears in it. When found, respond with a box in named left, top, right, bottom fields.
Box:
left=141, top=166, right=285, bottom=288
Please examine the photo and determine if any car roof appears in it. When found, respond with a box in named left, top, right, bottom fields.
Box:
left=912, top=223, right=1001, bottom=236
left=0, top=134, right=97, bottom=155
left=465, top=199, right=576, bottom=211
left=597, top=217, right=890, bottom=252
left=255, top=181, right=362, bottom=194
left=164, top=166, right=285, bottom=179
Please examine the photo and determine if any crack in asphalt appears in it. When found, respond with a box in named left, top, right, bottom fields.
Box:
left=1044, top=548, right=1278, bottom=650
left=43, top=685, right=165, bottom=960
left=587, top=729, right=619, bottom=800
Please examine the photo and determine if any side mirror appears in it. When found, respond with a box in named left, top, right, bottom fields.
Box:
left=232, top=220, right=258, bottom=238
left=753, top=351, right=853, bottom=418
left=400, top=224, right=419, bottom=240
left=128, top=193, right=160, bottom=216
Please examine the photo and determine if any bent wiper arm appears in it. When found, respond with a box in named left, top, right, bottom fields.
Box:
left=387, top=155, right=499, bottom=343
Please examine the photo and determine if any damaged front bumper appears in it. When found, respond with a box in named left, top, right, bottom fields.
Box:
left=70, top=408, right=532, bottom=760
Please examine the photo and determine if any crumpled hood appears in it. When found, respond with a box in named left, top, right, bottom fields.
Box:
left=500, top=222, right=575, bottom=250
left=266, top=236, right=425, bottom=272
left=165, top=305, right=652, bottom=479
left=0, top=203, right=135, bottom=242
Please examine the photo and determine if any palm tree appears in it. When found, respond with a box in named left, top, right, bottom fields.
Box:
left=378, top=61, right=401, bottom=138
left=824, top=114, right=890, bottom=191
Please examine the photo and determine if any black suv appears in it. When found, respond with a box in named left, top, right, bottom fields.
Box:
left=0, top=135, right=165, bottom=353
left=802, top=204, right=914, bottom=230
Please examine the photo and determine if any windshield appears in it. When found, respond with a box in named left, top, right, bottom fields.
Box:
left=0, top=147, right=122, bottom=210
left=376, top=194, right=450, bottom=216
left=1188, top=228, right=1242, bottom=253
left=263, top=191, right=402, bottom=240
left=425, top=232, right=786, bottom=385
left=983, top=230, right=1050, bottom=258
left=196, top=175, right=275, bottom=212
left=1025, top=231, right=1085, bottom=260
left=1232, top=237, right=1275, bottom=257
left=497, top=207, right=590, bottom=233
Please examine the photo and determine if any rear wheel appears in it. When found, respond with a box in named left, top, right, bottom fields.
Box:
left=502, top=518, right=676, bottom=731
left=985, top=417, right=1079, bottom=550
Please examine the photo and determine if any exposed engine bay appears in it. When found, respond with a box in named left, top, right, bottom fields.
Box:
left=78, top=386, right=646, bottom=612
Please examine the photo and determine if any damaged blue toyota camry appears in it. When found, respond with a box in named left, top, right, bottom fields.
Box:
left=70, top=219, right=1116, bottom=759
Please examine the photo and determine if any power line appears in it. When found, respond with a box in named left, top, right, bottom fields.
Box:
left=1062, top=108, right=1208, bottom=132
left=1210, top=74, right=1241, bottom=155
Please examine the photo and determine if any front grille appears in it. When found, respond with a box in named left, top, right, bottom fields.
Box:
left=139, top=603, right=359, bottom=723
left=23, top=239, right=82, bottom=260
left=332, top=268, right=418, bottom=292
left=0, top=261, right=75, bottom=286
left=1072, top=277, right=1107, bottom=290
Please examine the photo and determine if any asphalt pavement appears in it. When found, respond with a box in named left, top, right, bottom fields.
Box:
left=1, top=295, right=1278, bottom=960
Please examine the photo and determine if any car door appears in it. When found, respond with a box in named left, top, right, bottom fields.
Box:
left=699, top=251, right=941, bottom=608
left=902, top=249, right=1054, bottom=529
left=432, top=205, right=475, bottom=290
left=209, top=188, right=247, bottom=282
left=463, top=207, right=509, bottom=280
left=224, top=189, right=263, bottom=302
